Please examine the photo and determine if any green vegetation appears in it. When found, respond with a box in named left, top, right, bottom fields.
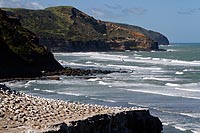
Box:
left=2, top=6, right=169, bottom=52
left=0, top=13, right=46, bottom=61
left=3, top=6, right=107, bottom=41
left=0, top=9, right=62, bottom=78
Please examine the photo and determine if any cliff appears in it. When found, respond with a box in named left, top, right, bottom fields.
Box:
left=3, top=6, right=169, bottom=52
left=0, top=85, right=162, bottom=133
left=48, top=110, right=162, bottom=133
left=0, top=9, right=63, bottom=79
left=114, top=23, right=169, bottom=45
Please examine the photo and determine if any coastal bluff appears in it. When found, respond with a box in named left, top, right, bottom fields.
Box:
left=3, top=6, right=169, bottom=52
left=0, top=85, right=162, bottom=133
left=0, top=9, right=63, bottom=79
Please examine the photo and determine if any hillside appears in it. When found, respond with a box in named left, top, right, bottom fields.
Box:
left=114, top=23, right=169, bottom=45
left=3, top=6, right=169, bottom=52
left=0, top=9, right=63, bottom=79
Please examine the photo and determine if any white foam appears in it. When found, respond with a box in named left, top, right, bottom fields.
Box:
left=150, top=107, right=200, bottom=121
left=106, top=64, right=162, bottom=71
left=54, top=52, right=102, bottom=57
left=123, top=88, right=200, bottom=100
left=24, top=80, right=35, bottom=88
left=183, top=69, right=200, bottom=72
left=182, top=82, right=200, bottom=87
left=174, top=87, right=200, bottom=92
left=57, top=92, right=83, bottom=96
left=133, top=53, right=141, bottom=57
left=102, top=99, right=116, bottom=103
left=58, top=60, right=107, bottom=69
left=90, top=97, right=98, bottom=100
left=152, top=58, right=160, bottom=61
left=33, top=88, right=40, bottom=91
left=175, top=71, right=184, bottom=75
left=161, top=58, right=172, bottom=62
left=59, top=52, right=129, bottom=60
left=143, top=77, right=173, bottom=81
left=87, top=77, right=100, bottom=81
left=135, top=57, right=152, bottom=60
left=58, top=60, right=68, bottom=66
left=35, top=80, right=62, bottom=85
left=55, top=52, right=200, bottom=66
left=42, top=89, right=55, bottom=93
left=171, top=60, right=200, bottom=66
left=90, top=97, right=116, bottom=103
left=192, top=130, right=200, bottom=133
left=174, top=125, right=187, bottom=131
left=162, top=122, right=169, bottom=126
left=165, top=83, right=181, bottom=87
left=180, top=112, right=200, bottom=118
left=192, top=60, right=200, bottom=63
left=166, top=49, right=177, bottom=52
left=98, top=81, right=109, bottom=85
left=85, top=61, right=93, bottom=64
left=6, top=81, right=26, bottom=88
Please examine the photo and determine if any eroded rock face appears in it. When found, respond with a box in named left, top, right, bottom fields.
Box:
left=48, top=110, right=162, bottom=133
left=0, top=9, right=63, bottom=79
left=3, top=6, right=166, bottom=52
left=114, top=23, right=169, bottom=45
left=39, top=38, right=111, bottom=52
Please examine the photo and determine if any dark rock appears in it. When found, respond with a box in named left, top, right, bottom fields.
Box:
left=46, top=110, right=162, bottom=133
left=43, top=67, right=114, bottom=77
left=0, top=9, right=63, bottom=79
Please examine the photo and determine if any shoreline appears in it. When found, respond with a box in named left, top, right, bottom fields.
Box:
left=0, top=67, right=128, bottom=84
left=0, top=84, right=162, bottom=132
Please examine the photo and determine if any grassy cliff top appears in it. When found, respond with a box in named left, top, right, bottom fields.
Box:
left=3, top=6, right=107, bottom=41
left=3, top=6, right=169, bottom=45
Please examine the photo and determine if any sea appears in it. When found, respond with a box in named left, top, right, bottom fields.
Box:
left=5, top=43, right=200, bottom=133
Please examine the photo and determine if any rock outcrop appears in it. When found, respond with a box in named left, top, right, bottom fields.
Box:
left=3, top=6, right=169, bottom=52
left=0, top=85, right=162, bottom=133
left=48, top=110, right=162, bottom=133
left=0, top=9, right=63, bottom=79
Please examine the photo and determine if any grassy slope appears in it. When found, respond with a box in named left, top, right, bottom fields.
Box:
left=4, top=7, right=107, bottom=41
left=3, top=6, right=167, bottom=51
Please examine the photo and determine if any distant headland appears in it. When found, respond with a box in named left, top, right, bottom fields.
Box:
left=3, top=6, right=169, bottom=52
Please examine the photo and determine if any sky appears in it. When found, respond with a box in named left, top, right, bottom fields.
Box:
left=1, top=0, right=200, bottom=43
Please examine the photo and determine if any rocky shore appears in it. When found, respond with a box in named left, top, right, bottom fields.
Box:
left=0, top=85, right=162, bottom=133
left=0, top=67, right=123, bottom=82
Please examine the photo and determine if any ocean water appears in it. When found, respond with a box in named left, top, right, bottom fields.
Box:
left=5, top=43, right=200, bottom=133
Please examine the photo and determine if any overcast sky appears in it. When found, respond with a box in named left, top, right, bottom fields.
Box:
left=1, top=0, right=200, bottom=43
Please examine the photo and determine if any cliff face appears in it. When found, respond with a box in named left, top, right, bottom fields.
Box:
left=0, top=9, right=63, bottom=79
left=48, top=110, right=162, bottom=133
left=3, top=6, right=168, bottom=52
left=115, top=23, right=169, bottom=45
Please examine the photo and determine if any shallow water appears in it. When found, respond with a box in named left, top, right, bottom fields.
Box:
left=5, top=43, right=200, bottom=133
